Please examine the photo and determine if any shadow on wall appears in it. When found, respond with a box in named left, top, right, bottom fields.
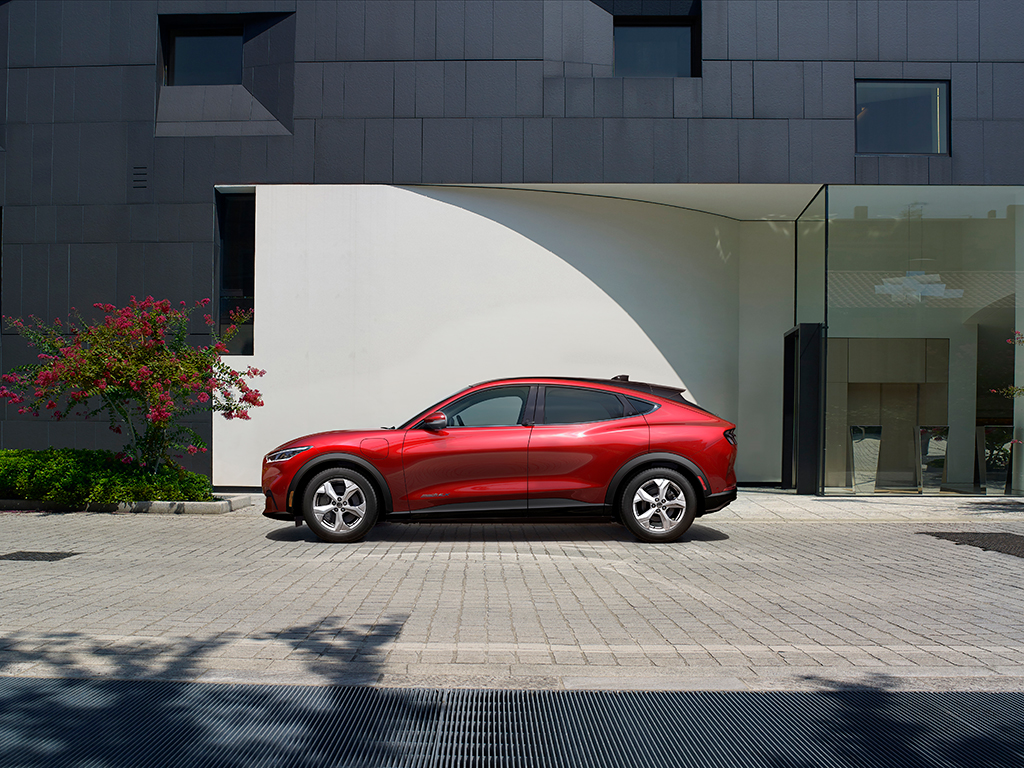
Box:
left=405, top=187, right=741, bottom=413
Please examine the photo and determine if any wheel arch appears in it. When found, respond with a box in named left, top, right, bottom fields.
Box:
left=605, top=452, right=708, bottom=514
left=287, top=453, right=394, bottom=516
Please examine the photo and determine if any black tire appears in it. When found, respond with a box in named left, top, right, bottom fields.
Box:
left=301, top=467, right=379, bottom=543
left=619, top=467, right=697, bottom=543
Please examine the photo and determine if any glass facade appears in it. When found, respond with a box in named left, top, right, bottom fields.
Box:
left=613, top=24, right=693, bottom=78
left=819, top=186, right=1024, bottom=494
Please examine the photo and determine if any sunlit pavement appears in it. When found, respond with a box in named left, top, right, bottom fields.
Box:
left=2, top=491, right=1024, bottom=693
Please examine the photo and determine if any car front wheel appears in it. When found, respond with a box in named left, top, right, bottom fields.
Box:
left=620, top=468, right=696, bottom=543
left=301, top=468, right=379, bottom=543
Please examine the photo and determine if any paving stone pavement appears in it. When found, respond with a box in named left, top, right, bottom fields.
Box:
left=2, top=491, right=1024, bottom=693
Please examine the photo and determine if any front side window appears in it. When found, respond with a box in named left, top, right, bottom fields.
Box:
left=614, top=17, right=699, bottom=78
left=542, top=387, right=627, bottom=425
left=165, top=27, right=243, bottom=86
left=445, top=387, right=530, bottom=428
left=856, top=81, right=949, bottom=155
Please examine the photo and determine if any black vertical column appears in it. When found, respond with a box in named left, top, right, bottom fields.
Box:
left=782, top=323, right=824, bottom=494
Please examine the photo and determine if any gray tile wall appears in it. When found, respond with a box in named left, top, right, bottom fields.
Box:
left=2, top=0, right=1022, bottom=463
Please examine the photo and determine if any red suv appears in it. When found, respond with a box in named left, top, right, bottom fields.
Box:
left=262, top=377, right=737, bottom=543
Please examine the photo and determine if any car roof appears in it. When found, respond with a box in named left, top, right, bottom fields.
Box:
left=468, top=376, right=709, bottom=412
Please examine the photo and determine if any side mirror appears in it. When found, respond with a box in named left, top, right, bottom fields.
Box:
left=422, top=412, right=447, bottom=430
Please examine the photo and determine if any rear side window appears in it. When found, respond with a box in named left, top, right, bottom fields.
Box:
left=543, top=387, right=626, bottom=425
left=627, top=397, right=658, bottom=415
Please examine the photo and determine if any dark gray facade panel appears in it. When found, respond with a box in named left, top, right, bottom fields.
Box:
left=877, top=0, right=908, bottom=61
left=30, top=122, right=53, bottom=206
left=702, top=61, right=732, bottom=117
left=343, top=62, right=395, bottom=118
left=565, top=77, right=595, bottom=117
left=515, top=60, right=544, bottom=116
left=753, top=61, right=803, bottom=119
left=158, top=204, right=181, bottom=243
left=144, top=241, right=193, bottom=305
left=294, top=0, right=316, bottom=61
left=414, top=0, right=437, bottom=60
left=979, top=0, right=1024, bottom=61
left=856, top=0, right=879, bottom=60
left=82, top=204, right=131, bottom=244
left=803, top=62, right=822, bottom=119
left=182, top=138, right=215, bottom=202
left=464, top=0, right=494, bottom=59
left=788, top=119, right=814, bottom=181
left=602, top=118, right=654, bottom=182
left=364, top=118, right=395, bottom=182
left=26, top=66, right=54, bottom=124
left=653, top=117, right=687, bottom=182
left=957, top=0, right=980, bottom=61
left=415, top=61, right=445, bottom=117
left=5, top=124, right=33, bottom=202
left=702, top=0, right=729, bottom=60
left=500, top=117, right=524, bottom=182
left=34, top=205, right=54, bottom=244
left=727, top=1, right=756, bottom=60
left=755, top=0, right=779, bottom=60
left=3, top=421, right=50, bottom=451
left=623, top=78, right=673, bottom=118
left=982, top=120, right=1024, bottom=184
left=394, top=61, right=417, bottom=118
left=854, top=155, right=879, bottom=184
left=1, top=244, right=22, bottom=321
left=393, top=118, right=423, bottom=182
left=466, top=60, right=517, bottom=117
left=435, top=0, right=467, bottom=60
left=422, top=117, right=472, bottom=181
left=582, top=0, right=613, bottom=65
left=61, top=1, right=111, bottom=67
left=115, top=241, right=146, bottom=308
left=907, top=0, right=958, bottom=61
left=992, top=63, right=1024, bottom=119
left=688, top=119, right=739, bottom=182
left=595, top=77, right=623, bottom=117
left=564, top=62, right=593, bottom=78
left=365, top=0, right=416, bottom=61
left=552, top=117, right=604, bottom=182
left=69, top=243, right=118, bottom=312
left=928, top=155, right=952, bottom=184
left=877, top=155, right=930, bottom=185
left=978, top=61, right=993, bottom=120
left=673, top=78, right=701, bottom=118
left=493, top=0, right=544, bottom=60
left=153, top=138, right=185, bottom=203
left=951, top=119, right=983, bottom=183
left=778, top=0, right=828, bottom=61
left=902, top=62, right=950, bottom=79
left=74, top=66, right=124, bottom=123
left=443, top=60, right=466, bottom=117
left=810, top=119, right=855, bottom=182
left=334, top=1, right=365, bottom=60
left=20, top=243, right=48, bottom=319
left=6, top=67, right=28, bottom=125
left=47, top=244, right=69, bottom=321
left=314, top=0, right=338, bottom=61
left=51, top=123, right=83, bottom=206
left=821, top=62, right=853, bottom=120
left=854, top=61, right=901, bottom=78
left=130, top=203, right=159, bottom=243
left=294, top=62, right=324, bottom=118
left=8, top=0, right=36, bottom=66
left=543, top=0, right=563, bottom=63
left=472, top=118, right=502, bottom=182
left=3, top=205, right=33, bottom=245
left=828, top=0, right=858, bottom=60
left=55, top=205, right=84, bottom=244
left=123, top=67, right=158, bottom=123
left=544, top=76, right=566, bottom=116
left=523, top=117, right=553, bottom=182
left=313, top=119, right=364, bottom=183
left=561, top=0, right=585, bottom=64
left=731, top=62, right=753, bottom=119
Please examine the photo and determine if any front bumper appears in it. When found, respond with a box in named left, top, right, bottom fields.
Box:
left=700, top=487, right=737, bottom=516
left=262, top=489, right=296, bottom=521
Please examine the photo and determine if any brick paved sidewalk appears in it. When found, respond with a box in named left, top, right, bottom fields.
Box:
left=1, top=491, right=1023, bottom=692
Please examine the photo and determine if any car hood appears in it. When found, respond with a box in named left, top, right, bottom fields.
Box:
left=268, top=428, right=397, bottom=454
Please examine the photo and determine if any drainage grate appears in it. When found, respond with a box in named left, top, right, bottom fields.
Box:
left=0, top=551, right=78, bottom=561
left=919, top=532, right=1024, bottom=558
left=0, top=679, right=1021, bottom=767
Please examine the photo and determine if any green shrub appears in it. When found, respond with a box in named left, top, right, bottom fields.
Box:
left=0, top=448, right=214, bottom=506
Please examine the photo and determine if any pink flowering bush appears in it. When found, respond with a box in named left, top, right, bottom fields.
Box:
left=0, top=297, right=265, bottom=472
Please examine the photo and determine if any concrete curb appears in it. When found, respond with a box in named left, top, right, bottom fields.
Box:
left=0, top=494, right=264, bottom=515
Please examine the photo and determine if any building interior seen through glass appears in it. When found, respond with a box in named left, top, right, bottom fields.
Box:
left=820, top=186, right=1024, bottom=494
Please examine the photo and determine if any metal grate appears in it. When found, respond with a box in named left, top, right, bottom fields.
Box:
left=919, top=531, right=1024, bottom=558
left=0, top=551, right=78, bottom=561
left=0, top=679, right=1021, bottom=767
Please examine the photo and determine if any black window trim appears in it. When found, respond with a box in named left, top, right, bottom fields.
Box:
left=613, top=15, right=702, bottom=79
left=537, top=384, right=640, bottom=426
left=854, top=78, right=952, bottom=157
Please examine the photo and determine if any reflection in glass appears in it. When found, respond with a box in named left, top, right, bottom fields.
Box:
left=614, top=26, right=692, bottom=78
left=856, top=81, right=948, bottom=154
left=918, top=426, right=948, bottom=493
left=981, top=426, right=1014, bottom=495
left=850, top=426, right=882, bottom=494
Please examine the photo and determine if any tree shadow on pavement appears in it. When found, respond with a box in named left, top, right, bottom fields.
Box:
left=0, top=618, right=442, bottom=768
left=760, top=673, right=1024, bottom=768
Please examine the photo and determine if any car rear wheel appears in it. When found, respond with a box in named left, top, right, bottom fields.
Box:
left=301, top=468, right=379, bottom=543
left=620, top=468, right=696, bottom=543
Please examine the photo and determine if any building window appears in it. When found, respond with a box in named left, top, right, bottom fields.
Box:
left=163, top=22, right=243, bottom=86
left=855, top=81, right=949, bottom=155
left=216, top=191, right=255, bottom=355
left=613, top=17, right=700, bottom=78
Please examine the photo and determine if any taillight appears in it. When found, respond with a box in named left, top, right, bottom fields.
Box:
left=724, top=428, right=737, bottom=446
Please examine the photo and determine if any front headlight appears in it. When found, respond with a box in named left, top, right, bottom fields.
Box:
left=266, top=446, right=312, bottom=463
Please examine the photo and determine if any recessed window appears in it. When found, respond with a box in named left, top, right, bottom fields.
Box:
left=542, top=387, right=627, bottom=425
left=856, top=81, right=949, bottom=155
left=614, top=17, right=700, bottom=78
left=216, top=191, right=255, bottom=355
left=165, top=26, right=243, bottom=86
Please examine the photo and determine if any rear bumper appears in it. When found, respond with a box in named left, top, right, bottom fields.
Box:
left=700, top=487, right=737, bottom=516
